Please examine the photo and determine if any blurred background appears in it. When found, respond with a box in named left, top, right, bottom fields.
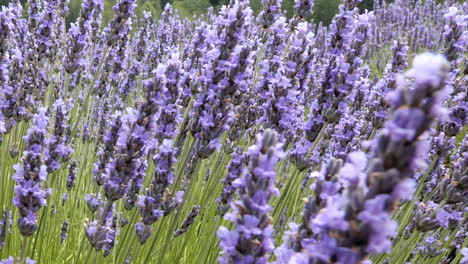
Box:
left=0, top=0, right=463, bottom=28
left=0, top=0, right=376, bottom=26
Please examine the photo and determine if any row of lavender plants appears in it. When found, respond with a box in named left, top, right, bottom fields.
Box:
left=0, top=0, right=466, bottom=263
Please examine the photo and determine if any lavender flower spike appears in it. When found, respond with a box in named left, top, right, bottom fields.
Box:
left=0, top=210, right=11, bottom=250
left=307, top=53, right=450, bottom=263
left=218, top=129, right=284, bottom=264
left=44, top=99, right=73, bottom=173
left=174, top=205, right=200, bottom=237
left=13, top=108, right=49, bottom=237
left=217, top=148, right=246, bottom=216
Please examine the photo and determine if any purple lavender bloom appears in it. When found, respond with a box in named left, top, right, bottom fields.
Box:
left=0, top=210, right=11, bottom=250
left=102, top=82, right=162, bottom=201
left=461, top=248, right=468, bottom=263
left=293, top=0, right=315, bottom=21
left=93, top=112, right=122, bottom=186
left=13, top=108, right=49, bottom=237
left=264, top=21, right=311, bottom=143
left=304, top=1, right=363, bottom=144
left=85, top=193, right=102, bottom=213
left=136, top=140, right=183, bottom=244
left=153, top=54, right=183, bottom=143
left=417, top=236, right=445, bottom=258
left=188, top=0, right=253, bottom=158
left=274, top=159, right=343, bottom=263
left=61, top=193, right=68, bottom=202
left=63, top=0, right=99, bottom=78
left=36, top=0, right=58, bottom=58
left=305, top=53, right=450, bottom=263
left=119, top=11, right=152, bottom=99
left=106, top=0, right=136, bottom=47
left=217, top=148, right=247, bottom=216
left=365, top=41, right=408, bottom=131
left=218, top=129, right=283, bottom=263
left=84, top=219, right=114, bottom=254
left=0, top=257, right=13, bottom=264
left=442, top=6, right=467, bottom=63
left=44, top=99, right=73, bottom=173
left=439, top=134, right=467, bottom=204
left=27, top=0, right=41, bottom=32
left=89, top=0, right=104, bottom=43
left=124, top=159, right=147, bottom=210
left=257, top=0, right=283, bottom=30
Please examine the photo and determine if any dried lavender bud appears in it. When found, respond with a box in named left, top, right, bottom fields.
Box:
left=439, top=135, right=467, bottom=204
left=60, top=221, right=68, bottom=243
left=111, top=213, right=129, bottom=229
left=66, top=161, right=77, bottom=191
left=174, top=205, right=200, bottom=237
left=418, top=236, right=445, bottom=258
left=0, top=210, right=11, bottom=250
left=135, top=222, right=152, bottom=245
left=413, top=202, right=441, bottom=232
left=84, top=219, right=114, bottom=253
left=9, top=142, right=19, bottom=158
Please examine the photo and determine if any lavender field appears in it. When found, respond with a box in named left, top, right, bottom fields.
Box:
left=0, top=0, right=467, bottom=263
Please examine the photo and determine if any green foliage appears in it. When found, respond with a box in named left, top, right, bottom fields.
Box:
left=313, top=0, right=340, bottom=25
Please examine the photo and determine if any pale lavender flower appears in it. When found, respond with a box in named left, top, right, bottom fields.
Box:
left=0, top=257, right=13, bottom=264
left=257, top=0, right=283, bottom=30
left=189, top=0, right=253, bottom=158
left=44, top=99, right=73, bottom=173
left=461, top=248, right=468, bottom=263
left=305, top=53, right=450, bottom=263
left=217, top=148, right=247, bottom=216
left=13, top=108, right=49, bottom=237
left=218, top=129, right=283, bottom=263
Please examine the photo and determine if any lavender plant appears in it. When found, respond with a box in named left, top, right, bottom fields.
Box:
left=0, top=0, right=466, bottom=263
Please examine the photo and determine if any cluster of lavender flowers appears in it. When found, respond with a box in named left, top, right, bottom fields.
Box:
left=13, top=108, right=49, bottom=237
left=0, top=0, right=467, bottom=263
left=218, top=129, right=284, bottom=263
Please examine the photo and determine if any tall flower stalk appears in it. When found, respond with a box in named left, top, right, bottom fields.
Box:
left=218, top=129, right=284, bottom=263
left=13, top=108, right=49, bottom=237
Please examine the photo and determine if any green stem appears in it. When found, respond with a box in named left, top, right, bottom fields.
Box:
left=307, top=122, right=328, bottom=158
left=68, top=46, right=110, bottom=144
left=19, top=236, right=28, bottom=264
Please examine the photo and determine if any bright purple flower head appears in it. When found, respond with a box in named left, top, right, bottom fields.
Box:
left=218, top=129, right=283, bottom=263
